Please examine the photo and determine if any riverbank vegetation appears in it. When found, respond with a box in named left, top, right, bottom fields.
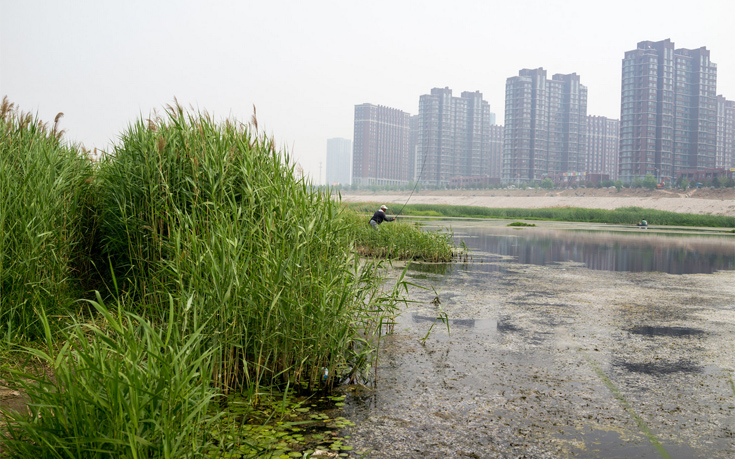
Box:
left=0, top=99, right=455, bottom=458
left=345, top=202, right=735, bottom=229
left=342, top=210, right=455, bottom=262
left=0, top=99, right=94, bottom=342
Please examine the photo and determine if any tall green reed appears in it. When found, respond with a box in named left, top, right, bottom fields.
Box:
left=95, top=104, right=399, bottom=396
left=0, top=295, right=217, bottom=459
left=0, top=100, right=411, bottom=457
left=342, top=210, right=455, bottom=262
left=0, top=97, right=93, bottom=342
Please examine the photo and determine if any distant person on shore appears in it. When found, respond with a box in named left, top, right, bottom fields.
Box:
left=369, top=205, right=396, bottom=230
left=637, top=218, right=648, bottom=228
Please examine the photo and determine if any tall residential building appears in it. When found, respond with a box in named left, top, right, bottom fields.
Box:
left=716, top=95, right=735, bottom=169
left=352, top=104, right=411, bottom=186
left=586, top=116, right=619, bottom=180
left=409, top=115, right=419, bottom=182
left=502, top=68, right=587, bottom=183
left=488, top=125, right=504, bottom=179
left=415, top=88, right=494, bottom=186
left=489, top=112, right=497, bottom=126
left=619, top=39, right=717, bottom=183
left=325, top=138, right=352, bottom=186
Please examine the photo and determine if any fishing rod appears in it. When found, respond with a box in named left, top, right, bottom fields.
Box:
left=396, top=145, right=430, bottom=217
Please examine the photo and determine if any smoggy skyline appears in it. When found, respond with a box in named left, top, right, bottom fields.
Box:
left=2, top=0, right=733, bottom=183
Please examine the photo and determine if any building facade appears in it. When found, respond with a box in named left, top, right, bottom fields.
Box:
left=415, top=88, right=494, bottom=186
left=352, top=103, right=411, bottom=186
left=716, top=95, right=735, bottom=169
left=586, top=116, right=619, bottom=180
left=488, top=124, right=504, bottom=179
left=409, top=114, right=419, bottom=183
left=619, top=39, right=717, bottom=183
left=325, top=138, right=352, bottom=186
left=502, top=68, right=588, bottom=183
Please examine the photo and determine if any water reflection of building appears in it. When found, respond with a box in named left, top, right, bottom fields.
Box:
left=457, top=227, right=735, bottom=275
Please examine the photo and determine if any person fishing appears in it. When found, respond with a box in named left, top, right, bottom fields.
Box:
left=369, top=204, right=396, bottom=230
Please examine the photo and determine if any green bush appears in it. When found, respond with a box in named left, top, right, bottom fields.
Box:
left=643, top=173, right=658, bottom=190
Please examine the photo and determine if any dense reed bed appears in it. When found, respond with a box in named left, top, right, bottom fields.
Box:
left=1, top=102, right=446, bottom=457
left=346, top=202, right=735, bottom=228
left=342, top=210, right=455, bottom=262
left=0, top=97, right=94, bottom=342
left=94, top=105, right=399, bottom=394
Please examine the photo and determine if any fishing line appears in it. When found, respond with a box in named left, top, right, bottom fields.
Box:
left=397, top=145, right=430, bottom=217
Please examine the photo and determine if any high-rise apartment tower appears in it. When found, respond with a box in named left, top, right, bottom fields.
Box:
left=352, top=104, right=411, bottom=185
left=586, top=116, right=619, bottom=180
left=488, top=125, right=504, bottom=179
left=415, top=88, right=494, bottom=186
left=325, top=138, right=352, bottom=186
left=716, top=95, right=735, bottom=169
left=502, top=68, right=587, bottom=183
left=619, top=39, right=717, bottom=183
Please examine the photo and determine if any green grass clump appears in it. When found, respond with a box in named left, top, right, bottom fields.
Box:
left=345, top=202, right=735, bottom=228
left=342, top=210, right=455, bottom=262
left=1, top=297, right=217, bottom=458
left=0, top=97, right=94, bottom=342
left=508, top=222, right=536, bottom=227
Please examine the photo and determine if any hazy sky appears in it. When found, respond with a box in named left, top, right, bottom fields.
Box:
left=1, top=0, right=733, bottom=183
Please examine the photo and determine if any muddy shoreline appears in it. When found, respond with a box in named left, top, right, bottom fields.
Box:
left=338, top=226, right=735, bottom=458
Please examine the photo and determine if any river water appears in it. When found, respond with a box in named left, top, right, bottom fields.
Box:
left=338, top=220, right=735, bottom=458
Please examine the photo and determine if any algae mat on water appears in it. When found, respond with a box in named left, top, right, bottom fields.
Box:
left=333, top=249, right=735, bottom=458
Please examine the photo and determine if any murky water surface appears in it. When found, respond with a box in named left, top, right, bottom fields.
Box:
left=339, top=221, right=735, bottom=458
left=446, top=221, right=735, bottom=274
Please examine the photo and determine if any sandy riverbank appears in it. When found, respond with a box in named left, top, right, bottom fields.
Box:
left=340, top=187, right=735, bottom=217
